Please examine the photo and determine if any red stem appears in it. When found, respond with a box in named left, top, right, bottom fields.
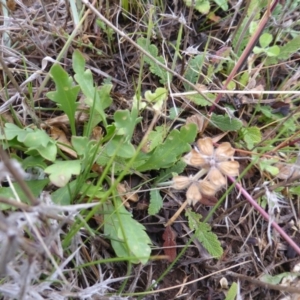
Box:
left=229, top=176, right=300, bottom=256
left=209, top=0, right=280, bottom=113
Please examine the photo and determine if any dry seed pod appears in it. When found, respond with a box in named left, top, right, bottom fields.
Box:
left=198, top=180, right=217, bottom=196
left=172, top=176, right=191, bottom=190
left=183, top=149, right=208, bottom=168
left=208, top=167, right=227, bottom=188
left=186, top=183, right=202, bottom=206
left=215, top=142, right=235, bottom=161
left=218, top=161, right=240, bottom=177
left=196, top=137, right=214, bottom=156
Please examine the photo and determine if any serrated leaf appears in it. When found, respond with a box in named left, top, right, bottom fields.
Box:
left=143, top=125, right=168, bottom=153
left=73, top=50, right=112, bottom=127
left=211, top=113, right=242, bottom=131
left=148, top=189, right=163, bottom=215
left=137, top=37, right=168, bottom=84
left=0, top=179, right=49, bottom=209
left=186, top=93, right=212, bottom=107
left=47, top=64, right=80, bottom=135
left=186, top=209, right=223, bottom=258
left=225, top=282, right=238, bottom=300
left=240, top=126, right=262, bottom=149
left=137, top=123, right=197, bottom=171
left=183, top=54, right=204, bottom=90
left=278, top=36, right=300, bottom=60
left=44, top=160, right=81, bottom=187
left=104, top=199, right=151, bottom=264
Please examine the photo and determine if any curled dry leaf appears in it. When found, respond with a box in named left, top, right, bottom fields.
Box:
left=198, top=194, right=218, bottom=206
left=186, top=114, right=207, bottom=133
left=90, top=126, right=103, bottom=141
left=44, top=112, right=88, bottom=127
left=162, top=226, right=177, bottom=262
left=117, top=182, right=139, bottom=208
left=275, top=162, right=300, bottom=180
left=49, top=126, right=77, bottom=158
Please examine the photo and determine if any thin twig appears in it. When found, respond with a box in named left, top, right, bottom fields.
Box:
left=0, top=147, right=38, bottom=206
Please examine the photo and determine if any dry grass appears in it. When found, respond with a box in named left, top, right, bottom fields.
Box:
left=1, top=0, right=300, bottom=299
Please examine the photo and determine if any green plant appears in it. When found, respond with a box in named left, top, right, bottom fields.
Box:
left=253, top=32, right=280, bottom=57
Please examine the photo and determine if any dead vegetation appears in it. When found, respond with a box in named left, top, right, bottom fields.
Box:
left=1, top=0, right=300, bottom=299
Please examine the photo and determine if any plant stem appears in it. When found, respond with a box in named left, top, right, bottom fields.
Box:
left=228, top=175, right=300, bottom=256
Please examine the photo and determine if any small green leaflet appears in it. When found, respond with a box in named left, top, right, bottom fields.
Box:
left=148, top=189, right=163, bottom=215
left=260, top=272, right=297, bottom=285
left=225, top=282, right=238, bottom=300
left=104, top=200, right=151, bottom=264
left=47, top=64, right=80, bottom=135
left=259, top=33, right=273, bottom=49
left=258, top=158, right=279, bottom=176
left=240, top=126, right=262, bottom=149
left=144, top=87, right=167, bottom=112
left=211, top=113, right=242, bottom=131
left=213, top=0, right=228, bottom=11
left=44, top=160, right=81, bottom=187
left=137, top=37, right=168, bottom=84
left=186, top=209, right=223, bottom=258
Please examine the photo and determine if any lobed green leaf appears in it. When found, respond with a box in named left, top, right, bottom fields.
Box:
left=148, top=189, right=163, bottom=215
